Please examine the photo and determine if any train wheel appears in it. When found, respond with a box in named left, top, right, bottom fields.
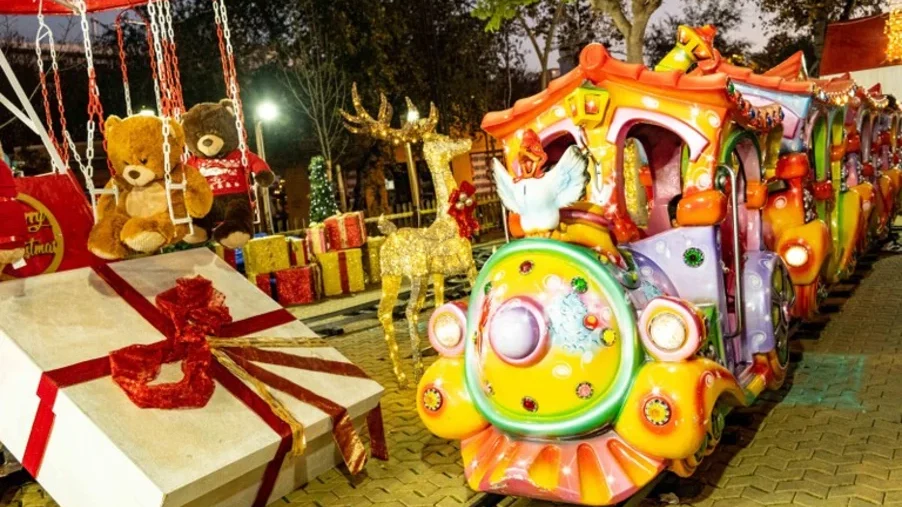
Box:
left=671, top=401, right=727, bottom=476
left=766, top=262, right=792, bottom=390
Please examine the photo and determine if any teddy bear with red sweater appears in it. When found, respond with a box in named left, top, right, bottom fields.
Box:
left=181, top=99, right=275, bottom=249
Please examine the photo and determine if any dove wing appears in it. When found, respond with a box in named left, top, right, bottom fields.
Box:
left=550, top=146, right=589, bottom=209
left=492, top=158, right=522, bottom=214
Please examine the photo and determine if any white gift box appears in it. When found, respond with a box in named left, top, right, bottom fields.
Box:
left=0, top=249, right=384, bottom=507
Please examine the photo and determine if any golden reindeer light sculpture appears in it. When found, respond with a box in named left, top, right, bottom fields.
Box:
left=341, top=85, right=477, bottom=387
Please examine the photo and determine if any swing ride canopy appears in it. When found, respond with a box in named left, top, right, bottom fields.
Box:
left=0, top=0, right=146, bottom=14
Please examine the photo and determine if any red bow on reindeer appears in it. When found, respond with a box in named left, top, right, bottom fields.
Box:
left=448, top=181, right=479, bottom=240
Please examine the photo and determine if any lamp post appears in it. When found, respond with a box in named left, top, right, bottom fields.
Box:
left=255, top=101, right=278, bottom=234
left=404, top=105, right=421, bottom=226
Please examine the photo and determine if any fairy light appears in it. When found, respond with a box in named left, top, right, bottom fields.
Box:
left=887, top=0, right=902, bottom=63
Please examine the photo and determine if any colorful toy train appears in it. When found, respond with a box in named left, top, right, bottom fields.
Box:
left=416, top=26, right=902, bottom=505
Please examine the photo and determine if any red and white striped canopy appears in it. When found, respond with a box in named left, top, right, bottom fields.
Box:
left=0, top=0, right=145, bottom=15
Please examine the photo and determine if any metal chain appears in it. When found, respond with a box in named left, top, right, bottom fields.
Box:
left=114, top=13, right=132, bottom=116
left=212, top=0, right=248, bottom=168
left=161, top=0, right=185, bottom=118
left=147, top=0, right=172, bottom=181
left=34, top=1, right=68, bottom=168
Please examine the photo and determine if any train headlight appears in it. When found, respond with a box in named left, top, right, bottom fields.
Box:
left=784, top=245, right=809, bottom=267
left=429, top=302, right=468, bottom=357
left=639, top=297, right=704, bottom=361
left=648, top=313, right=687, bottom=351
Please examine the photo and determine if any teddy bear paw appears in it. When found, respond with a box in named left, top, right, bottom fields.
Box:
left=182, top=227, right=209, bottom=245
left=219, top=231, right=251, bottom=250
left=125, top=231, right=167, bottom=253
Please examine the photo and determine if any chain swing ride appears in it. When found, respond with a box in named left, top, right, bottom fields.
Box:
left=0, top=0, right=259, bottom=238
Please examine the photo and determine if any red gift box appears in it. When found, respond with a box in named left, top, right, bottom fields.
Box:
left=324, top=212, right=367, bottom=251
left=275, top=265, right=322, bottom=305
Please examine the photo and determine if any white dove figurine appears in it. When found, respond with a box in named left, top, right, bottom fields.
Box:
left=494, top=145, right=589, bottom=236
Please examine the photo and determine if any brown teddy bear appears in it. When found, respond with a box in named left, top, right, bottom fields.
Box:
left=87, top=114, right=214, bottom=260
left=182, top=99, right=274, bottom=249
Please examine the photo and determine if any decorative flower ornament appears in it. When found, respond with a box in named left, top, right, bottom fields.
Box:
left=448, top=181, right=480, bottom=240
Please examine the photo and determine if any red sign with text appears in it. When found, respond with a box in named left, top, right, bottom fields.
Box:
left=1, top=173, right=93, bottom=280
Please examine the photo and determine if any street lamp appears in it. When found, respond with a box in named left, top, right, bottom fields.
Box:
left=138, top=108, right=155, bottom=116
left=254, top=101, right=278, bottom=234
left=404, top=105, right=421, bottom=226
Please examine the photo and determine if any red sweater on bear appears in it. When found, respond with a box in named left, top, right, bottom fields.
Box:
left=187, top=150, right=270, bottom=197
left=0, top=160, right=26, bottom=252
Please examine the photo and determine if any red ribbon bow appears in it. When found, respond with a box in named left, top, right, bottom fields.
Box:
left=109, top=276, right=231, bottom=409
left=448, top=181, right=479, bottom=240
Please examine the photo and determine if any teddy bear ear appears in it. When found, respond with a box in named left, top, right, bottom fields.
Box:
left=219, top=98, right=235, bottom=115
left=106, top=115, right=122, bottom=131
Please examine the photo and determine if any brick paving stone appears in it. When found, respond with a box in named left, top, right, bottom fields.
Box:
left=5, top=252, right=902, bottom=507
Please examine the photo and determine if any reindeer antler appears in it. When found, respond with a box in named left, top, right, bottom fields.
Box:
left=341, top=82, right=438, bottom=144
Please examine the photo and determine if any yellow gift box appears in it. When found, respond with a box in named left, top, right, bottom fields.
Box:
left=317, top=248, right=365, bottom=297
left=244, top=235, right=290, bottom=275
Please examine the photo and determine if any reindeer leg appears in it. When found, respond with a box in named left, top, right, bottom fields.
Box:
left=407, top=276, right=428, bottom=383
left=378, top=275, right=407, bottom=388
left=432, top=273, right=445, bottom=308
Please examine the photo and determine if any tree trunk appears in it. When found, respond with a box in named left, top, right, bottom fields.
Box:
left=810, top=8, right=830, bottom=76
left=626, top=30, right=644, bottom=64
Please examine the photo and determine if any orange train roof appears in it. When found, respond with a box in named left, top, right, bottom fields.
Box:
left=689, top=51, right=813, bottom=94
left=481, top=43, right=731, bottom=139
left=762, top=52, right=807, bottom=80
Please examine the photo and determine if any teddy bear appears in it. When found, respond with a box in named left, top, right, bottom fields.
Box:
left=0, top=158, right=26, bottom=270
left=181, top=99, right=275, bottom=249
left=87, top=114, right=214, bottom=260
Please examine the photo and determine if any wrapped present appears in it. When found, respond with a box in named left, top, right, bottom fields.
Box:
left=305, top=223, right=328, bottom=255
left=254, top=266, right=322, bottom=306
left=0, top=249, right=386, bottom=507
left=365, top=236, right=386, bottom=282
left=288, top=237, right=312, bottom=267
left=244, top=234, right=290, bottom=275
left=318, top=248, right=366, bottom=297
left=324, top=212, right=367, bottom=250
left=253, top=272, right=274, bottom=296
left=212, top=242, right=239, bottom=270
left=276, top=265, right=322, bottom=305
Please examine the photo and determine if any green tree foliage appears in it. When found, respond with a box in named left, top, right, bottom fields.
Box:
left=754, top=0, right=883, bottom=75
left=644, top=0, right=751, bottom=67
left=308, top=155, right=340, bottom=222
left=472, top=0, right=573, bottom=88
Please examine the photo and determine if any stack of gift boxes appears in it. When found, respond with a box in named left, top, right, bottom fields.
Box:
left=214, top=212, right=373, bottom=305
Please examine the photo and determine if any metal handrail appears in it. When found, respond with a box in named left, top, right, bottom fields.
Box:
left=721, top=164, right=744, bottom=339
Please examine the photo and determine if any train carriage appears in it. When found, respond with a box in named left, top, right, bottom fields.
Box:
left=415, top=38, right=793, bottom=506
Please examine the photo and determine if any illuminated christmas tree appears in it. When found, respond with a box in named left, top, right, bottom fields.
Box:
left=308, top=155, right=339, bottom=223
left=888, top=1, right=902, bottom=63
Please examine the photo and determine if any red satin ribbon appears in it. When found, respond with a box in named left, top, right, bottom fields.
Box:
left=21, top=261, right=386, bottom=506
left=338, top=251, right=350, bottom=294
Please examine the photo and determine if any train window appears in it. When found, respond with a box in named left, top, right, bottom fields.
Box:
left=542, top=132, right=578, bottom=168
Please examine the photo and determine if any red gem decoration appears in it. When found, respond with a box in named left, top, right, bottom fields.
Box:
left=583, top=314, right=599, bottom=330
left=519, top=260, right=534, bottom=274
left=522, top=396, right=538, bottom=412
left=585, top=99, right=598, bottom=114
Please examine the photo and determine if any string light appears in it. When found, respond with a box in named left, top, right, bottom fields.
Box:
left=887, top=0, right=902, bottom=63
left=339, top=83, right=439, bottom=145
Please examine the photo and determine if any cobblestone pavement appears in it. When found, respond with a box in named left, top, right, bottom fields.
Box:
left=4, top=253, right=902, bottom=507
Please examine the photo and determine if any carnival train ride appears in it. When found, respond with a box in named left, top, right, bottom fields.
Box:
left=416, top=26, right=902, bottom=506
